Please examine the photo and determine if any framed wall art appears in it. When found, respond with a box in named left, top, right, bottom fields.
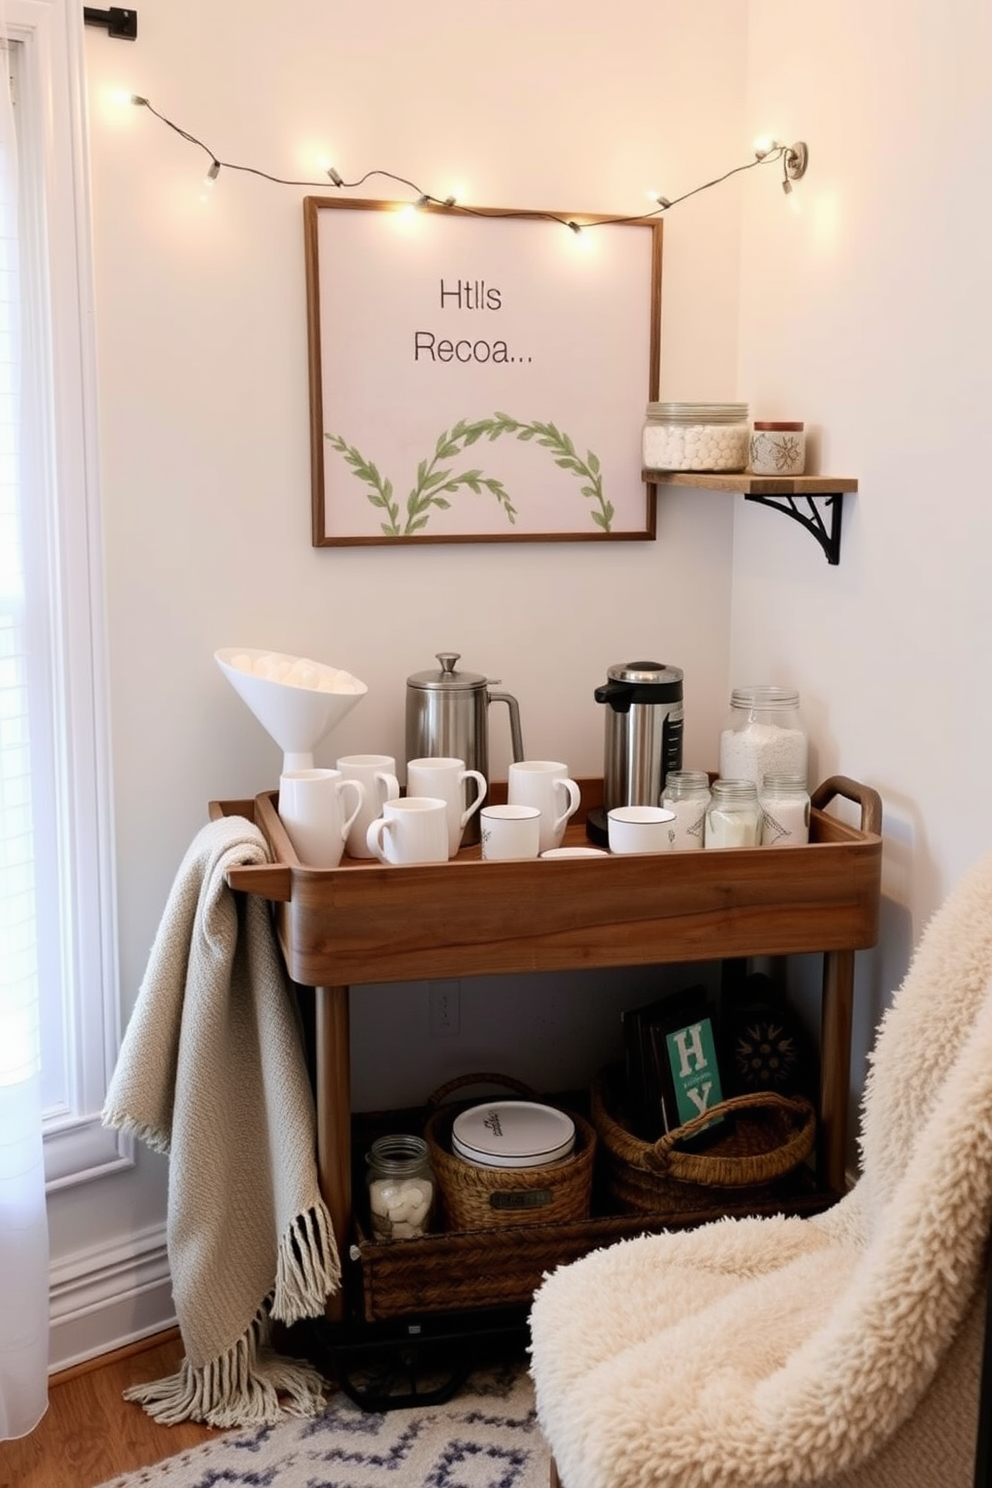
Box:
left=303, top=197, right=662, bottom=546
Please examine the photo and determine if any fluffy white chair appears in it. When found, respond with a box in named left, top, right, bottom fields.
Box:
left=529, top=848, right=992, bottom=1488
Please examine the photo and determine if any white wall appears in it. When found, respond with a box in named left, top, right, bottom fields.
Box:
left=62, top=0, right=992, bottom=1368
left=51, top=0, right=752, bottom=1364
left=735, top=1, right=992, bottom=1091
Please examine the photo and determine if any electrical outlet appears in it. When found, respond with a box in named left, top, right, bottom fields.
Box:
left=429, top=980, right=460, bottom=1037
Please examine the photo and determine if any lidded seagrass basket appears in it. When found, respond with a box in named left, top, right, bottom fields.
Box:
left=424, top=1073, right=596, bottom=1230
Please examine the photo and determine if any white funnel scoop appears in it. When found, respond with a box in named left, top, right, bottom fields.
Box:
left=215, top=647, right=368, bottom=773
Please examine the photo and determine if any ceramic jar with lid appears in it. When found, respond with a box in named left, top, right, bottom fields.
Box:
left=661, top=770, right=711, bottom=851
left=365, top=1133, right=435, bottom=1240
left=705, top=780, right=761, bottom=848
left=642, top=402, right=749, bottom=473
left=451, top=1100, right=575, bottom=1168
left=749, top=421, right=806, bottom=476
left=718, top=687, right=808, bottom=790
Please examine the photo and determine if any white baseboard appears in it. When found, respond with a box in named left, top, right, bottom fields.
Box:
left=48, top=1223, right=176, bottom=1373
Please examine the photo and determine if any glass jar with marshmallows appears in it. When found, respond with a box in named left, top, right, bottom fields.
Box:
left=642, top=402, right=749, bottom=473
left=365, top=1133, right=435, bottom=1241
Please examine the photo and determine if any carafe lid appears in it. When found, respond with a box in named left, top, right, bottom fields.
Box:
left=407, top=651, right=489, bottom=691
left=606, top=660, right=683, bottom=687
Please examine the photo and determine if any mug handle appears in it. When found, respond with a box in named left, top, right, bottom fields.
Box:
left=366, top=816, right=392, bottom=862
left=553, top=777, right=581, bottom=832
left=374, top=770, right=400, bottom=809
left=459, top=769, right=488, bottom=826
left=337, top=779, right=364, bottom=841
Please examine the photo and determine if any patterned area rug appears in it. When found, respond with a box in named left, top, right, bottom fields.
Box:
left=95, top=1356, right=548, bottom=1488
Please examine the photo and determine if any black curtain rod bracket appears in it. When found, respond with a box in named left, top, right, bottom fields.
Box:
left=83, top=6, right=137, bottom=39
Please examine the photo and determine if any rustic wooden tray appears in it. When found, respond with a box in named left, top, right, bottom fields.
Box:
left=214, top=775, right=883, bottom=990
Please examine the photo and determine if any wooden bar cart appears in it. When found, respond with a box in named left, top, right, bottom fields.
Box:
left=210, top=774, right=882, bottom=1362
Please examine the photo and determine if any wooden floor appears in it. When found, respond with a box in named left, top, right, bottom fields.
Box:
left=0, top=1332, right=219, bottom=1488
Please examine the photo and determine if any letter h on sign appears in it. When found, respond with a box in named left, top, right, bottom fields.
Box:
left=665, top=1018, right=724, bottom=1128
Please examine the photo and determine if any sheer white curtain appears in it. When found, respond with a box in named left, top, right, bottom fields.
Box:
left=0, top=13, right=50, bottom=1442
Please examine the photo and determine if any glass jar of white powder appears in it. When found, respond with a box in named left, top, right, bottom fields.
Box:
left=661, top=770, right=711, bottom=851
left=365, top=1134, right=435, bottom=1241
left=705, top=779, right=761, bottom=848
left=759, top=774, right=811, bottom=847
left=718, top=687, right=807, bottom=790
left=642, top=402, right=749, bottom=473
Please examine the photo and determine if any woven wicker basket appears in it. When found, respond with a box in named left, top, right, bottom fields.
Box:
left=591, top=1065, right=816, bottom=1216
left=424, top=1073, right=596, bottom=1230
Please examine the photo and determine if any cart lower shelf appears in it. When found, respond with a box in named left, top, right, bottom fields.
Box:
left=350, top=1175, right=836, bottom=1323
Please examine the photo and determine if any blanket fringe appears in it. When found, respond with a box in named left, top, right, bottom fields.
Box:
left=123, top=1311, right=328, bottom=1428
left=101, top=1106, right=171, bottom=1158
left=272, top=1200, right=341, bottom=1324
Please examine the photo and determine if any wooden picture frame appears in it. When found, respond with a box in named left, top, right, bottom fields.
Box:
left=303, top=197, right=662, bottom=546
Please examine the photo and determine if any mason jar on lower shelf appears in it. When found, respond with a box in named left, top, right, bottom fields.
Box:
left=365, top=1134, right=435, bottom=1241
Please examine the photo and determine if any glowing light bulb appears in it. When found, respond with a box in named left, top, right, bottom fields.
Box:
left=199, top=160, right=220, bottom=203
left=317, top=156, right=344, bottom=186
left=752, top=135, right=780, bottom=161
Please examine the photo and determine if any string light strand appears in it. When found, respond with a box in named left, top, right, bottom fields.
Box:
left=128, top=97, right=807, bottom=228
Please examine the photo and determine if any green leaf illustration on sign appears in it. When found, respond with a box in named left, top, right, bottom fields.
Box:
left=326, top=412, right=612, bottom=536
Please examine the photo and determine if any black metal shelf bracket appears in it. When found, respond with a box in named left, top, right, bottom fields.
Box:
left=744, top=491, right=845, bottom=566
left=83, top=6, right=137, bottom=39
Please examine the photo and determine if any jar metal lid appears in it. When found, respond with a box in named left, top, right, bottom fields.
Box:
left=753, top=421, right=804, bottom=431
left=451, top=1101, right=575, bottom=1167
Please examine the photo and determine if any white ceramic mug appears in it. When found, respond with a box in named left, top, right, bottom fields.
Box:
left=278, top=768, right=364, bottom=869
left=336, top=753, right=401, bottom=859
left=607, top=805, right=677, bottom=856
left=406, top=756, right=487, bottom=858
left=366, top=796, right=449, bottom=865
left=480, top=804, right=541, bottom=861
left=507, top=760, right=581, bottom=854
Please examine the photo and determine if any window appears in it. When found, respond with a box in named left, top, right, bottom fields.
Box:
left=5, top=0, right=124, bottom=1189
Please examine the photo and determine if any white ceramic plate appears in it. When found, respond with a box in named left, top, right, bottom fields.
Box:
left=541, top=846, right=608, bottom=859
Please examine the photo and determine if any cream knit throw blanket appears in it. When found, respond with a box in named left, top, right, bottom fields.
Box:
left=102, top=816, right=340, bottom=1428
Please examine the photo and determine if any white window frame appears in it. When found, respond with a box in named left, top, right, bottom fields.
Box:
left=10, top=0, right=126, bottom=1189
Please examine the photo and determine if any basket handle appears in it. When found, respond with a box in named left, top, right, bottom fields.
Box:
left=643, top=1090, right=815, bottom=1186
left=426, top=1071, right=537, bottom=1112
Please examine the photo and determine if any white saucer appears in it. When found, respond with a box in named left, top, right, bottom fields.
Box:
left=541, top=846, right=608, bottom=859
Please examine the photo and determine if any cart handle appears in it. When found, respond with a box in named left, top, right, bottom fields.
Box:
left=811, top=775, right=882, bottom=836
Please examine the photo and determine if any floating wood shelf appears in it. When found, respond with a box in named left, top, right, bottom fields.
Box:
left=644, top=471, right=859, bottom=566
